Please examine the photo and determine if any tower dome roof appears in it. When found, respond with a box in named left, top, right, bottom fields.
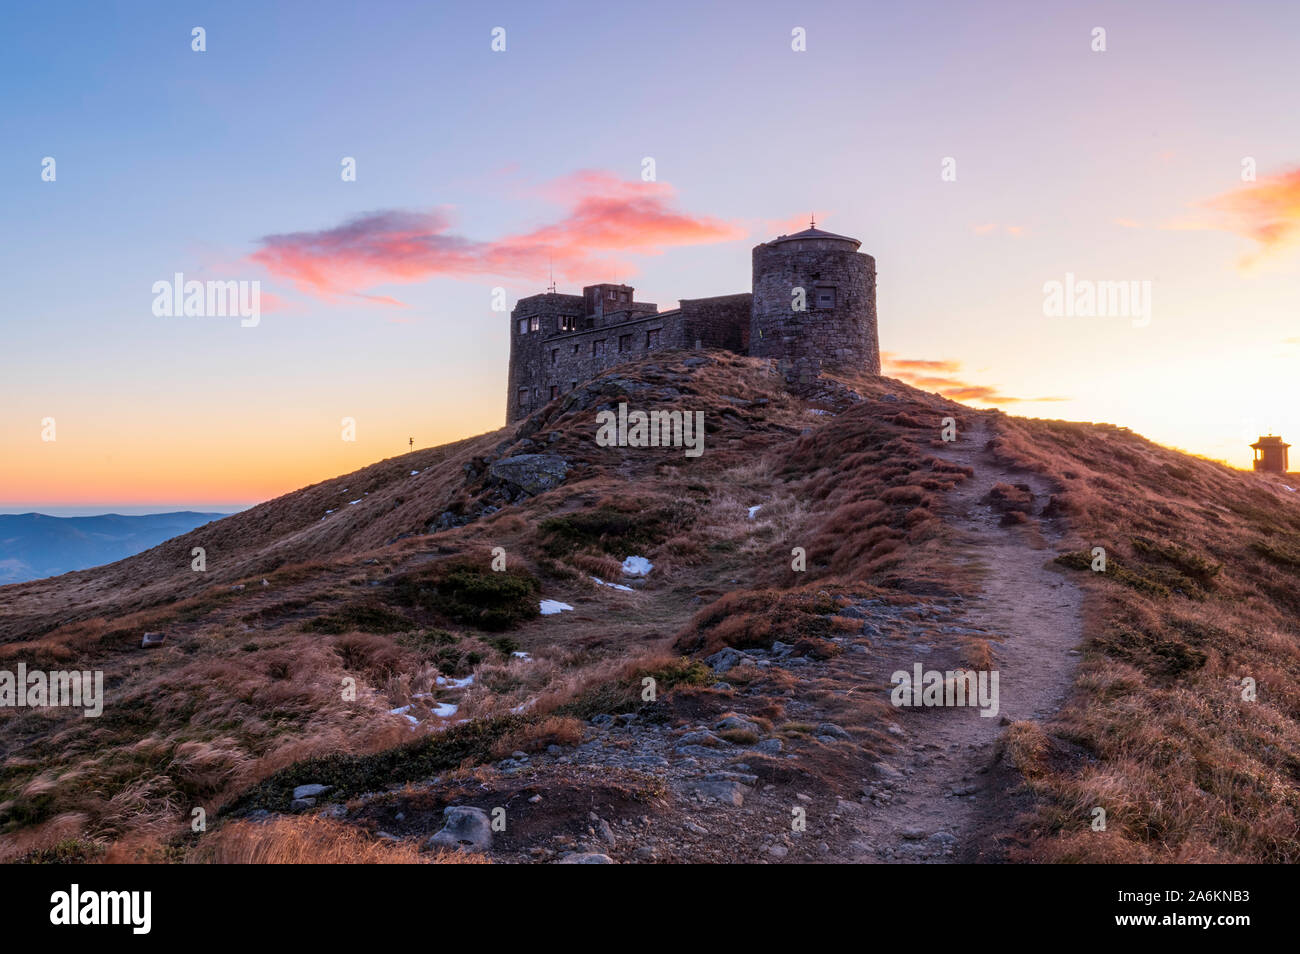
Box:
left=765, top=226, right=861, bottom=250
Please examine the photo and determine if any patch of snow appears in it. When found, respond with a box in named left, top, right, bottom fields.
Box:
left=436, top=674, right=475, bottom=689
left=512, top=651, right=532, bottom=660
left=349, top=499, right=362, bottom=505
left=430, top=702, right=459, bottom=718
left=325, top=509, right=334, bottom=514
left=1284, top=485, right=1296, bottom=493
left=592, top=576, right=634, bottom=591
left=389, top=705, right=412, bottom=716
left=539, top=599, right=573, bottom=615
left=410, top=470, right=420, bottom=476
left=621, top=555, right=653, bottom=577
left=808, top=409, right=830, bottom=416
left=510, top=699, right=535, bottom=714
left=747, top=505, right=763, bottom=519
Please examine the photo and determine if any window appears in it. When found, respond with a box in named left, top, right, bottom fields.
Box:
left=607, top=290, right=617, bottom=300
left=517, top=387, right=528, bottom=408
left=550, top=385, right=559, bottom=400
left=646, top=329, right=660, bottom=349
left=529, top=315, right=540, bottom=332
left=517, top=318, right=529, bottom=335
left=620, top=291, right=629, bottom=302
left=572, top=344, right=579, bottom=354
left=619, top=334, right=632, bottom=352
left=592, top=339, right=605, bottom=356
left=815, top=286, right=836, bottom=309
left=560, top=315, right=577, bottom=332
left=570, top=380, right=577, bottom=390
left=550, top=349, right=558, bottom=365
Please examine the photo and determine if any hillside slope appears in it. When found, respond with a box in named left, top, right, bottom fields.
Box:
left=1, top=352, right=1297, bottom=864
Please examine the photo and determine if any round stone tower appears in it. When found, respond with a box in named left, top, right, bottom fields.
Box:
left=749, top=225, right=878, bottom=381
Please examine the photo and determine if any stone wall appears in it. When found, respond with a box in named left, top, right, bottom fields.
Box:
left=505, top=292, right=750, bottom=423
left=749, top=238, right=878, bottom=377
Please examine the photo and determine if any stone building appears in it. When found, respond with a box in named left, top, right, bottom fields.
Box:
left=1251, top=435, right=1290, bottom=473
left=506, top=225, right=878, bottom=423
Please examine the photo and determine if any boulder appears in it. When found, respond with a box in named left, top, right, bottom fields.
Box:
left=704, top=647, right=746, bottom=674
left=487, top=454, right=569, bottom=496
left=292, top=784, right=332, bottom=800
left=426, top=806, right=493, bottom=852
left=692, top=779, right=746, bottom=807
left=140, top=632, right=166, bottom=649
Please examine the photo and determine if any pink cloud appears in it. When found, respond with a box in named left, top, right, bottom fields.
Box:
left=1200, top=166, right=1300, bottom=268
left=881, top=352, right=1068, bottom=405
left=248, top=172, right=745, bottom=303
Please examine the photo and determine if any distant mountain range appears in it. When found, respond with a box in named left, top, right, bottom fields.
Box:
left=0, top=511, right=230, bottom=584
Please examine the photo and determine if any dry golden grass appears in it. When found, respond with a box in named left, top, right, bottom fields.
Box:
left=989, top=411, right=1300, bottom=862
left=187, top=815, right=485, bottom=864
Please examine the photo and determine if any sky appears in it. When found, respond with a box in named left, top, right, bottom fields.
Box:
left=2, top=0, right=1298, bottom=514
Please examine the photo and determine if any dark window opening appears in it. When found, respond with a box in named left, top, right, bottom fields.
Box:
left=516, top=387, right=528, bottom=408
left=619, top=334, right=632, bottom=352
left=815, top=286, right=836, bottom=309
left=550, top=349, right=558, bottom=365
left=549, top=385, right=559, bottom=400
left=646, top=329, right=660, bottom=348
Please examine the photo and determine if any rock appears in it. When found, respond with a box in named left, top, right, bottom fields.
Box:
left=674, top=744, right=727, bottom=759
left=528, top=794, right=543, bottom=804
left=705, top=770, right=759, bottom=785
left=768, top=844, right=789, bottom=859
left=817, top=723, right=852, bottom=740
left=289, top=798, right=315, bottom=811
left=704, top=647, right=746, bottom=674
left=597, top=819, right=616, bottom=846
left=487, top=454, right=569, bottom=496
left=292, top=784, right=332, bottom=800
left=557, top=853, right=614, bottom=864
left=873, top=761, right=903, bottom=780
left=428, top=510, right=469, bottom=532
left=753, top=738, right=783, bottom=755
left=140, top=632, right=166, bottom=649
left=628, top=754, right=669, bottom=768
left=901, top=827, right=927, bottom=840
left=693, top=779, right=746, bottom=806
left=426, top=806, right=493, bottom=853
left=770, top=640, right=794, bottom=656
left=715, top=715, right=761, bottom=736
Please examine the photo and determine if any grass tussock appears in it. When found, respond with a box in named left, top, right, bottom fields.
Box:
left=391, top=557, right=539, bottom=631
left=188, top=815, right=483, bottom=864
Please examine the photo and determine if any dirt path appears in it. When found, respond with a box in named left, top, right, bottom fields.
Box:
left=839, top=414, right=1086, bottom=862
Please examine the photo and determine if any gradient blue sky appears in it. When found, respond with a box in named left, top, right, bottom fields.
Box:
left=3, top=0, right=1299, bottom=514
